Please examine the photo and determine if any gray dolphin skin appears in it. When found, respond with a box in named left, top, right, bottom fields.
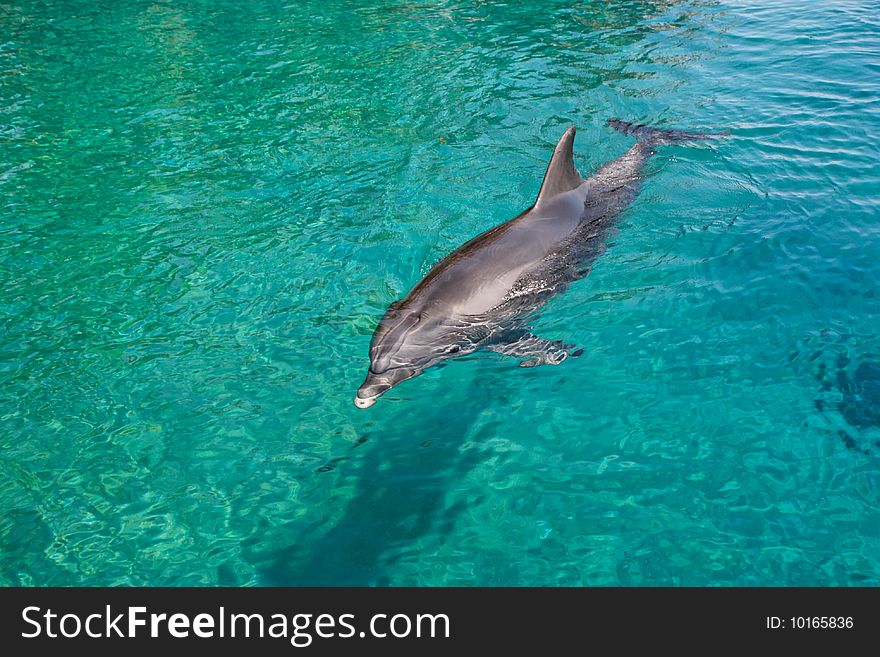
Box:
left=355, top=119, right=717, bottom=408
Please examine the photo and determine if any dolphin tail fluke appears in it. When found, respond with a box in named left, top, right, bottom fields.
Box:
left=607, top=119, right=724, bottom=144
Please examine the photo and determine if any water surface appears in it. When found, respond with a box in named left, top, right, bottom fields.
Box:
left=2, top=0, right=879, bottom=585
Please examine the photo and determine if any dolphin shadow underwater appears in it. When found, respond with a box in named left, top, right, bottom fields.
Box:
left=814, top=352, right=880, bottom=455
left=356, top=119, right=722, bottom=408
left=257, top=378, right=494, bottom=585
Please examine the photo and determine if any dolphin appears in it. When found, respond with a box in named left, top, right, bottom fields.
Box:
left=355, top=119, right=718, bottom=408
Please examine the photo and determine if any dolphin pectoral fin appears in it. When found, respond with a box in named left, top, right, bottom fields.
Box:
left=488, top=332, right=583, bottom=367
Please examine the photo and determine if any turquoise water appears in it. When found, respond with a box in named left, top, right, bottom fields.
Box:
left=2, top=0, right=879, bottom=586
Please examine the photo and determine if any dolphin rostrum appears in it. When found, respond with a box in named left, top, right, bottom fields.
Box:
left=355, top=119, right=718, bottom=408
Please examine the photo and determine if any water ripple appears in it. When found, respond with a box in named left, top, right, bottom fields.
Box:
left=2, top=0, right=879, bottom=585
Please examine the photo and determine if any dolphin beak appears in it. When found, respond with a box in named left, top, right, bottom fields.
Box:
left=354, top=373, right=392, bottom=409
left=354, top=367, right=416, bottom=409
left=354, top=395, right=377, bottom=409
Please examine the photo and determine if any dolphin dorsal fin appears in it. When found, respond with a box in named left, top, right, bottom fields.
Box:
left=534, top=126, right=582, bottom=209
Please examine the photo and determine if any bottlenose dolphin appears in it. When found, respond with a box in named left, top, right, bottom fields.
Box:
left=355, top=120, right=717, bottom=408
